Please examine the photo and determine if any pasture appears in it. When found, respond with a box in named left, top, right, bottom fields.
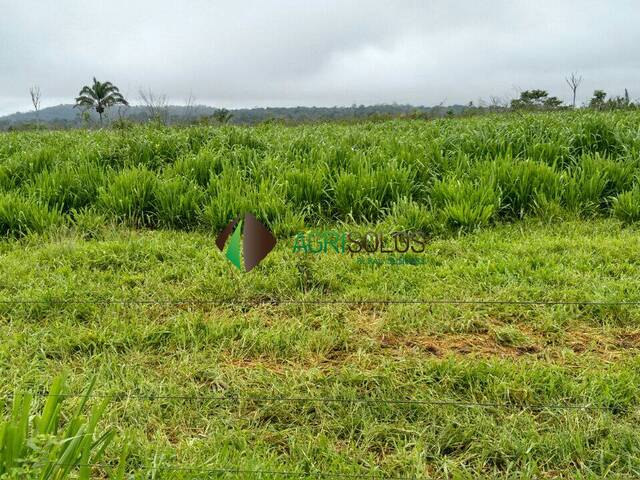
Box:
left=1, top=111, right=640, bottom=478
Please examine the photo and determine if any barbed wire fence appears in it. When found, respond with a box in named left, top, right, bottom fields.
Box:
left=2, top=391, right=615, bottom=411
left=1, top=298, right=639, bottom=306
left=3, top=295, right=638, bottom=477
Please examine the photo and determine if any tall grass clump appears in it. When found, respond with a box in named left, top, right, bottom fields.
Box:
left=329, top=160, right=414, bottom=221
left=201, top=171, right=251, bottom=231
left=526, top=142, right=571, bottom=167
left=285, top=168, right=327, bottom=215
left=222, top=128, right=267, bottom=151
left=389, top=197, right=436, bottom=232
left=27, top=162, right=105, bottom=212
left=570, top=114, right=623, bottom=157
left=0, top=193, right=60, bottom=237
left=98, top=167, right=158, bottom=226
left=246, top=180, right=304, bottom=236
left=202, top=171, right=302, bottom=234
left=612, top=187, right=640, bottom=224
left=562, top=155, right=635, bottom=216
left=71, top=208, right=111, bottom=240
left=331, top=170, right=382, bottom=221
left=581, top=155, right=636, bottom=198
left=429, top=178, right=500, bottom=230
left=170, top=149, right=224, bottom=187
left=0, top=169, right=15, bottom=193
left=0, top=147, right=59, bottom=190
left=1, top=112, right=639, bottom=234
left=0, top=375, right=126, bottom=479
left=474, top=159, right=561, bottom=219
left=155, top=177, right=205, bottom=229
left=121, top=127, right=193, bottom=169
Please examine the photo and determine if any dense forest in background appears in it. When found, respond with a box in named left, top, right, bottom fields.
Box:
left=0, top=103, right=469, bottom=130
left=2, top=85, right=637, bottom=130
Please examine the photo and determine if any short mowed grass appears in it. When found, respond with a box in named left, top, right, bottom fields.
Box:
left=1, top=219, right=640, bottom=478
left=1, top=111, right=640, bottom=478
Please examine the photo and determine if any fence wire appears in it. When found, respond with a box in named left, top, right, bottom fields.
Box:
left=0, top=298, right=639, bottom=306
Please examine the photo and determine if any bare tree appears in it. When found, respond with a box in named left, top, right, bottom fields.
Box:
left=184, top=92, right=198, bottom=123
left=508, top=86, right=526, bottom=116
left=139, top=88, right=169, bottom=124
left=116, top=103, right=130, bottom=122
left=565, top=73, right=583, bottom=108
left=488, top=96, right=506, bottom=111
left=29, top=85, right=41, bottom=126
left=430, top=98, right=447, bottom=117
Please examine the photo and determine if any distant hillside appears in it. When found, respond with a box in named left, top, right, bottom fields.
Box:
left=0, top=103, right=468, bottom=129
left=1, top=104, right=83, bottom=123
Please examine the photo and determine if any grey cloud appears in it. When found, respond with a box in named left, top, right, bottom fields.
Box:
left=1, top=0, right=639, bottom=115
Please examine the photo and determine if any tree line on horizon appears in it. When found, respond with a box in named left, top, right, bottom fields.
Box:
left=3, top=73, right=639, bottom=131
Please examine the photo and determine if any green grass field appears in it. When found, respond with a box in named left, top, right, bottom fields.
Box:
left=1, top=111, right=640, bottom=478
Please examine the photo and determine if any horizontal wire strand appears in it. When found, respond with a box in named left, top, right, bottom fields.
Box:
left=0, top=298, right=639, bottom=306
left=3, top=391, right=615, bottom=411
left=33, top=460, right=424, bottom=479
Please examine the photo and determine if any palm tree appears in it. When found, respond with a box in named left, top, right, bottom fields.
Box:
left=74, top=77, right=128, bottom=125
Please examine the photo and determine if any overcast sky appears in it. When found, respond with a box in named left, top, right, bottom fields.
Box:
left=1, top=0, right=639, bottom=115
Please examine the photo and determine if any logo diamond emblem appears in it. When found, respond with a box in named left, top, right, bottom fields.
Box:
left=216, top=213, right=276, bottom=272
